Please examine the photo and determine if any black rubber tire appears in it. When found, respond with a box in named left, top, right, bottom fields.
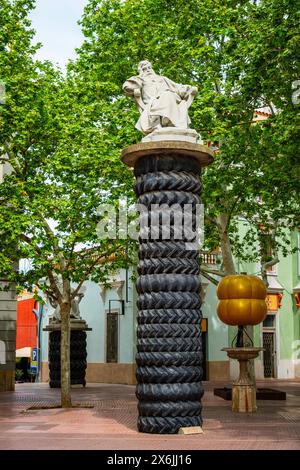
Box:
left=138, top=226, right=197, bottom=243
left=49, top=353, right=87, bottom=364
left=70, top=341, right=87, bottom=351
left=71, top=373, right=86, bottom=380
left=138, top=258, right=200, bottom=275
left=49, top=359, right=87, bottom=369
left=136, top=365, right=203, bottom=383
left=48, top=330, right=87, bottom=388
left=49, top=371, right=60, bottom=379
left=137, top=337, right=202, bottom=352
left=50, top=371, right=86, bottom=380
left=72, top=351, right=87, bottom=360
left=71, top=378, right=85, bottom=385
left=134, top=154, right=201, bottom=177
left=135, top=171, right=202, bottom=195
left=48, top=361, right=60, bottom=371
left=71, top=360, right=87, bottom=370
left=138, top=400, right=202, bottom=417
left=138, top=416, right=202, bottom=434
left=136, top=382, right=204, bottom=401
left=139, top=241, right=198, bottom=259
left=136, top=351, right=203, bottom=367
left=137, top=324, right=201, bottom=338
left=49, top=380, right=60, bottom=388
left=137, top=292, right=201, bottom=310
left=138, top=191, right=200, bottom=207
left=137, top=309, right=201, bottom=324
left=136, top=274, right=201, bottom=293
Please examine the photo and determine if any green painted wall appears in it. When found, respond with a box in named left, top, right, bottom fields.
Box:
left=202, top=282, right=228, bottom=361
left=291, top=229, right=300, bottom=347
left=277, top=237, right=295, bottom=359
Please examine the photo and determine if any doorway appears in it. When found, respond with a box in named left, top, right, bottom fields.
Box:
left=263, top=331, right=276, bottom=378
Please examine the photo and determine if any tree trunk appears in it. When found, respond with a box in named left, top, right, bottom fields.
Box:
left=216, top=214, right=256, bottom=383
left=216, top=213, right=236, bottom=275
left=60, top=302, right=72, bottom=408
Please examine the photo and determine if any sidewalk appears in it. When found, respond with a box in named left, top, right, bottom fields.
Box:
left=0, top=380, right=299, bottom=450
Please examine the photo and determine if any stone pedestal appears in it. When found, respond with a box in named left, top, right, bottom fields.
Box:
left=44, top=319, right=91, bottom=388
left=222, top=347, right=263, bottom=413
left=122, top=139, right=213, bottom=434
left=142, top=127, right=202, bottom=144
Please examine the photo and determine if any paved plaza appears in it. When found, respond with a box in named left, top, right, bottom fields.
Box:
left=0, top=380, right=299, bottom=450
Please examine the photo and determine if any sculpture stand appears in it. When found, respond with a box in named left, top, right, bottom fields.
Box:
left=142, top=127, right=202, bottom=144
left=122, top=139, right=213, bottom=434
left=222, top=347, right=263, bottom=413
left=43, top=319, right=91, bottom=388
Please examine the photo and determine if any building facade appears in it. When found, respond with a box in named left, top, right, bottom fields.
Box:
left=40, top=269, right=138, bottom=384
left=0, top=163, right=17, bottom=392
left=39, top=229, right=300, bottom=384
left=0, top=281, right=17, bottom=391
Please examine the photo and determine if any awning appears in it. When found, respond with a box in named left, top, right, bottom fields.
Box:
left=16, top=347, right=31, bottom=358
left=267, top=275, right=284, bottom=294
left=293, top=281, right=300, bottom=293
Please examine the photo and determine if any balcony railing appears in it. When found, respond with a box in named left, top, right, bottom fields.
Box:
left=200, top=251, right=218, bottom=265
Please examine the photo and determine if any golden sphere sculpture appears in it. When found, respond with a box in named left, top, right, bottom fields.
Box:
left=217, top=274, right=267, bottom=326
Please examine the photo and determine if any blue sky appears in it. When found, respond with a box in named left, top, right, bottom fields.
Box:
left=29, top=0, right=88, bottom=68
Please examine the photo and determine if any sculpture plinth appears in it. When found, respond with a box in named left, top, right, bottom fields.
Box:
left=123, top=140, right=213, bottom=434
left=44, top=319, right=91, bottom=388
left=222, top=347, right=263, bottom=413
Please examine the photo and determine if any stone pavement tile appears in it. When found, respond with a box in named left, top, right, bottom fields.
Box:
left=1, top=435, right=299, bottom=450
left=0, top=380, right=299, bottom=450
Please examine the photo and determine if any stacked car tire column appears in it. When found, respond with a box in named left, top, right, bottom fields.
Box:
left=48, top=330, right=87, bottom=388
left=134, top=152, right=204, bottom=434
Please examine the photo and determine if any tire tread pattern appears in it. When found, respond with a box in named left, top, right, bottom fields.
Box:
left=48, top=330, right=87, bottom=388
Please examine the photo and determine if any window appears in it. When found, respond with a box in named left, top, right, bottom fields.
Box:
left=263, top=314, right=276, bottom=328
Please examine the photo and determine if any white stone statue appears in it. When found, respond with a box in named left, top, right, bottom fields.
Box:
left=48, top=284, right=86, bottom=322
left=123, top=60, right=198, bottom=135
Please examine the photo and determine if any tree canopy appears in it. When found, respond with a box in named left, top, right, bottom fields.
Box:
left=71, top=0, right=300, bottom=276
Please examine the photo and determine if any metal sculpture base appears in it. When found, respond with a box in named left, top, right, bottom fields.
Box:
left=222, top=347, right=263, bottom=413
left=44, top=320, right=91, bottom=388
left=122, top=140, right=213, bottom=434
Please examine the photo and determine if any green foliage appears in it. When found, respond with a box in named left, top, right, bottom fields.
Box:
left=15, top=368, right=23, bottom=381
left=0, top=0, right=132, bottom=301
left=72, top=0, right=300, bottom=272
left=0, top=0, right=299, bottom=290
